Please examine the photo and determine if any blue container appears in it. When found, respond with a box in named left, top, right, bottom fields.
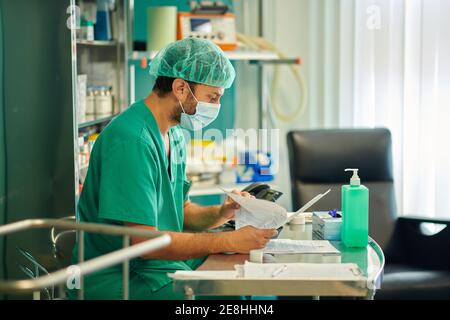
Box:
left=95, top=0, right=112, bottom=40
left=236, top=151, right=274, bottom=183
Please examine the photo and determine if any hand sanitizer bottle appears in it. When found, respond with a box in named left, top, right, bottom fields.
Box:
left=341, top=169, right=369, bottom=247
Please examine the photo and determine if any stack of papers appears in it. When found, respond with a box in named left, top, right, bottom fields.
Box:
left=259, top=239, right=340, bottom=254
left=224, top=189, right=331, bottom=229
left=249, top=239, right=340, bottom=263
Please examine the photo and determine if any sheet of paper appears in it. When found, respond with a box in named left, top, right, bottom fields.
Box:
left=260, top=239, right=340, bottom=254
left=170, top=263, right=364, bottom=281
left=226, top=192, right=287, bottom=229
left=240, top=261, right=364, bottom=280
left=286, top=189, right=331, bottom=222
left=224, top=189, right=331, bottom=230
left=169, top=270, right=238, bottom=280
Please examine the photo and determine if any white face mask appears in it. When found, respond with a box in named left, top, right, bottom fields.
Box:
left=178, top=84, right=221, bottom=131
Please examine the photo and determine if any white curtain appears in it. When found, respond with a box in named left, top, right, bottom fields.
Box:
left=338, top=0, right=450, bottom=217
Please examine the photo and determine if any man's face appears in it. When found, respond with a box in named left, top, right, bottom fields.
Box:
left=172, top=79, right=224, bottom=122
left=183, top=82, right=224, bottom=114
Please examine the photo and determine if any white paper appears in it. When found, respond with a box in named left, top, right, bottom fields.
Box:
left=286, top=189, right=331, bottom=223
left=240, top=261, right=364, bottom=280
left=170, top=263, right=364, bottom=281
left=225, top=189, right=331, bottom=229
left=170, top=270, right=238, bottom=280
left=230, top=195, right=287, bottom=230
left=261, top=239, right=340, bottom=254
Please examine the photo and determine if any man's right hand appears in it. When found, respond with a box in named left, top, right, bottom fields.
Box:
left=224, top=226, right=278, bottom=254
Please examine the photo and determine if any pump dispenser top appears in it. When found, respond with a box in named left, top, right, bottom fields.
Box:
left=345, top=168, right=360, bottom=186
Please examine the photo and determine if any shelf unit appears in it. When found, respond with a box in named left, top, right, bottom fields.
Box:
left=76, top=39, right=119, bottom=46
left=78, top=114, right=119, bottom=129
left=129, top=49, right=298, bottom=63
left=189, top=183, right=249, bottom=197
left=72, top=0, right=130, bottom=200
left=189, top=183, right=281, bottom=197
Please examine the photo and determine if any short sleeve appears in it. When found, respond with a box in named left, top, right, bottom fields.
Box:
left=98, top=140, right=159, bottom=226
left=172, top=127, right=190, bottom=203
left=183, top=179, right=192, bottom=202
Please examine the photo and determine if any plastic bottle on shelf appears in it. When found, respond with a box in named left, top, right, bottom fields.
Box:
left=95, top=86, right=113, bottom=116
left=88, top=134, right=99, bottom=153
left=77, top=74, right=87, bottom=123
left=78, top=136, right=90, bottom=169
left=95, top=0, right=113, bottom=41
left=85, top=21, right=95, bottom=41
left=86, top=86, right=96, bottom=118
left=77, top=18, right=86, bottom=40
left=78, top=136, right=85, bottom=169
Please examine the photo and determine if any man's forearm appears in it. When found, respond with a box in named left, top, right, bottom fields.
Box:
left=138, top=231, right=230, bottom=260
left=126, top=222, right=275, bottom=260
left=183, top=202, right=229, bottom=231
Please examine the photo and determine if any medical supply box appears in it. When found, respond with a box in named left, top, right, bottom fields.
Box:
left=312, top=211, right=342, bottom=241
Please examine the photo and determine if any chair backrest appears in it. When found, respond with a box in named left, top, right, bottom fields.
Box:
left=287, top=128, right=397, bottom=249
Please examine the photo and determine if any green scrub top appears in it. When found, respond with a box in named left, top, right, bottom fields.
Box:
left=68, top=100, right=206, bottom=300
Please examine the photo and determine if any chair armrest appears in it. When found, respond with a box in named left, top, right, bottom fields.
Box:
left=392, top=216, right=450, bottom=270
left=399, top=215, right=450, bottom=225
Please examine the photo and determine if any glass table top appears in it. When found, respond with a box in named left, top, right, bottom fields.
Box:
left=272, top=223, right=384, bottom=282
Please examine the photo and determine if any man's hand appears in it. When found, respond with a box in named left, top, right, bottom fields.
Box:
left=222, top=225, right=277, bottom=253
left=219, top=189, right=255, bottom=221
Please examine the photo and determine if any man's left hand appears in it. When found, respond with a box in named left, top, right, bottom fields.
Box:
left=219, top=189, right=255, bottom=220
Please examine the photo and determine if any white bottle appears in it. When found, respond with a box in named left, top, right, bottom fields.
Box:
left=86, top=21, right=94, bottom=41
left=95, top=86, right=113, bottom=116
left=77, top=74, right=87, bottom=122
left=86, top=86, right=96, bottom=116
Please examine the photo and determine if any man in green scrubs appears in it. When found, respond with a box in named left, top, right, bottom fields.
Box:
left=69, top=38, right=277, bottom=300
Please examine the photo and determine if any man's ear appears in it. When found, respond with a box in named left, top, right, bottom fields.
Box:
left=172, top=78, right=188, bottom=101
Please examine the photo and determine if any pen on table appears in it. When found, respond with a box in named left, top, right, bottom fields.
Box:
left=271, top=265, right=288, bottom=278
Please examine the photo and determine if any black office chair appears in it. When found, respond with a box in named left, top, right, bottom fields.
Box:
left=287, top=128, right=450, bottom=300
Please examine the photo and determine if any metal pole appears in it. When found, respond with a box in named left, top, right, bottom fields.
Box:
left=127, top=0, right=135, bottom=104
left=77, top=230, right=84, bottom=300
left=122, top=235, right=130, bottom=300
left=257, top=0, right=265, bottom=151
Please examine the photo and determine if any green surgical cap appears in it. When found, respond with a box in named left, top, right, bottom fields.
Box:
left=148, top=38, right=236, bottom=89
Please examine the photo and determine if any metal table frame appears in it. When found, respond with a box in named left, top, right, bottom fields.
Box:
left=0, top=219, right=170, bottom=300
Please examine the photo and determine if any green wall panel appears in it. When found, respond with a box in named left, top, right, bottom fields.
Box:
left=0, top=0, right=75, bottom=297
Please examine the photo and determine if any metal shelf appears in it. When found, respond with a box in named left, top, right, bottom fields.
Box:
left=189, top=183, right=249, bottom=197
left=76, top=39, right=120, bottom=47
left=78, top=114, right=118, bottom=129
left=129, top=49, right=299, bottom=64
left=189, top=182, right=277, bottom=197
